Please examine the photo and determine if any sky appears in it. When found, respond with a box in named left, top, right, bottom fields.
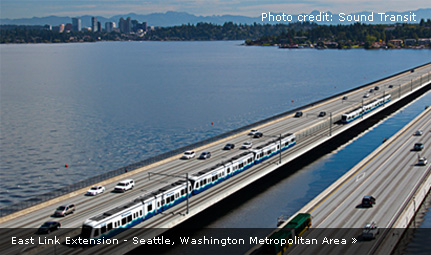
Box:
left=1, top=0, right=429, bottom=19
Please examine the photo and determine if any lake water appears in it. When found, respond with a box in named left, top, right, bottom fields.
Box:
left=0, top=41, right=430, bottom=206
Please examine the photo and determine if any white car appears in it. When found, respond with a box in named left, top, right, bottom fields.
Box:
left=248, top=129, right=259, bottom=136
left=86, top=185, right=105, bottom=196
left=181, top=150, right=196, bottom=159
left=114, top=179, right=134, bottom=192
left=241, top=141, right=253, bottom=149
left=418, top=157, right=428, bottom=166
left=363, top=93, right=370, bottom=98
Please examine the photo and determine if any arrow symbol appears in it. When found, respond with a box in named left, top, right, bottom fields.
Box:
left=352, top=238, right=357, bottom=243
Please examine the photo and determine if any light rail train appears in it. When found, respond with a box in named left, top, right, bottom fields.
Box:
left=341, top=94, right=391, bottom=123
left=81, top=133, right=297, bottom=239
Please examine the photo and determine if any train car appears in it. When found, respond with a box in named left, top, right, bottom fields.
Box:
left=280, top=133, right=296, bottom=152
left=81, top=194, right=155, bottom=239
left=341, top=107, right=363, bottom=123
left=229, top=151, right=255, bottom=176
left=259, top=213, right=311, bottom=255
left=153, top=179, right=192, bottom=212
left=189, top=164, right=227, bottom=195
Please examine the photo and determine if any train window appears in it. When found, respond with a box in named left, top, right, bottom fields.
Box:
left=157, top=202, right=160, bottom=207
left=140, top=210, right=143, bottom=216
left=196, top=183, right=200, bottom=189
left=147, top=204, right=153, bottom=212
left=171, top=195, right=174, bottom=201
left=162, top=199, right=165, bottom=205
left=94, top=229, right=99, bottom=237
left=118, top=221, right=120, bottom=227
left=239, top=163, right=243, bottom=168
left=175, top=194, right=179, bottom=199
left=189, top=186, right=192, bottom=192
left=227, top=168, right=231, bottom=173
left=122, top=218, right=127, bottom=225
left=101, top=226, right=107, bottom=234
left=108, top=222, right=112, bottom=230
left=127, top=215, right=132, bottom=222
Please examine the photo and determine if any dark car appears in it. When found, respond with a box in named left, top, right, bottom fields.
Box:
left=223, top=143, right=235, bottom=150
left=198, top=151, right=211, bottom=159
left=413, top=143, right=424, bottom=151
left=388, top=85, right=394, bottom=88
left=54, top=204, right=75, bottom=217
left=362, top=196, right=376, bottom=208
left=37, top=221, right=61, bottom=234
left=318, top=111, right=326, bottom=117
left=253, top=132, right=263, bottom=138
left=374, top=86, right=379, bottom=90
left=294, top=111, right=303, bottom=117
left=342, top=96, right=348, bottom=100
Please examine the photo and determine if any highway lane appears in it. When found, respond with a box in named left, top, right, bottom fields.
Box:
left=289, top=102, right=431, bottom=255
left=0, top=64, right=430, bottom=254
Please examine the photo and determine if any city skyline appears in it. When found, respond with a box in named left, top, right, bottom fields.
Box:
left=1, top=0, right=430, bottom=19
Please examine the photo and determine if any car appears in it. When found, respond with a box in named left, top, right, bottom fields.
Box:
left=86, top=185, right=105, bottom=196
left=253, top=132, right=263, bottom=138
left=414, top=130, right=423, bottom=136
left=418, top=157, right=428, bottom=166
left=54, top=204, right=75, bottom=217
left=374, top=86, right=379, bottom=90
left=363, top=93, right=370, bottom=98
left=198, top=151, right=211, bottom=159
left=223, top=143, right=235, bottom=150
left=342, top=96, right=348, bottom=100
left=318, top=111, right=326, bottom=117
left=241, top=141, right=253, bottom=149
left=294, top=111, right=303, bottom=117
left=362, top=222, right=379, bottom=240
left=181, top=150, right=195, bottom=159
left=369, top=89, right=374, bottom=93
left=413, top=143, right=424, bottom=151
left=362, top=196, right=376, bottom=208
left=114, top=179, right=134, bottom=192
left=248, top=129, right=259, bottom=136
left=388, top=85, right=394, bottom=88
left=37, top=221, right=61, bottom=234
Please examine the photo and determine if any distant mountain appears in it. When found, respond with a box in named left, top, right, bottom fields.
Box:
left=1, top=9, right=430, bottom=27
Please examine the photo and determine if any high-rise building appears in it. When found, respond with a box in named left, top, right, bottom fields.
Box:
left=97, top=22, right=102, bottom=33
left=72, top=18, right=81, bottom=31
left=125, top=17, right=132, bottom=33
left=105, top=22, right=116, bottom=33
left=119, top=17, right=125, bottom=33
left=92, top=17, right=98, bottom=32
